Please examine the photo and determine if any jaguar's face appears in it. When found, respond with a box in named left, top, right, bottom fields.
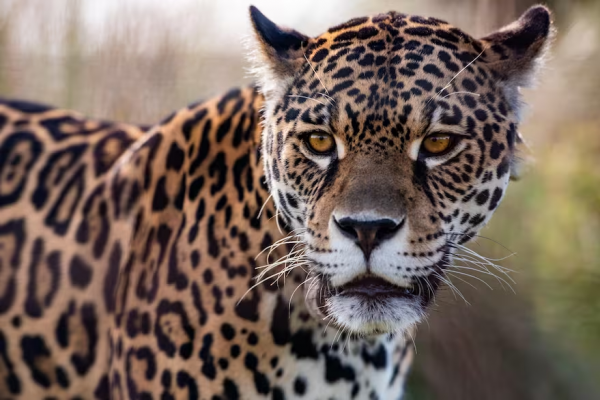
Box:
left=250, top=6, right=552, bottom=335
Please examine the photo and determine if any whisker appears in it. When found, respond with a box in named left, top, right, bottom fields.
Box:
left=287, top=94, right=327, bottom=106
left=257, top=194, right=273, bottom=219
left=303, top=53, right=331, bottom=96
left=316, top=92, right=336, bottom=104
left=442, top=91, right=481, bottom=99
left=427, top=48, right=486, bottom=107
left=445, top=269, right=493, bottom=290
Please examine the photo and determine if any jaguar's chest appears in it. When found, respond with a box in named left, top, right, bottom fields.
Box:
left=114, top=280, right=411, bottom=400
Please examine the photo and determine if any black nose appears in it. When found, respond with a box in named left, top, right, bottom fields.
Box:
left=334, top=217, right=404, bottom=260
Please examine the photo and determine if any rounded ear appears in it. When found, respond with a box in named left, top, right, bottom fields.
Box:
left=248, top=6, right=310, bottom=101
left=480, top=5, right=554, bottom=86
left=479, top=5, right=555, bottom=115
left=479, top=5, right=554, bottom=181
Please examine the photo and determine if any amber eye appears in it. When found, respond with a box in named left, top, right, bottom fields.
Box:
left=421, top=134, right=455, bottom=156
left=305, top=132, right=336, bottom=155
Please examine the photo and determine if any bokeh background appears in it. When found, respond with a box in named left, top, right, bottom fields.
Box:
left=1, top=0, right=599, bottom=398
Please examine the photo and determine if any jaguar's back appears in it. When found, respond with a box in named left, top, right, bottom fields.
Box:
left=0, top=99, right=147, bottom=397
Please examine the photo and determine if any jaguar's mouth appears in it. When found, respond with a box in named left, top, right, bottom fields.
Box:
left=337, top=275, right=419, bottom=298
left=306, top=261, right=446, bottom=335
left=313, top=273, right=437, bottom=309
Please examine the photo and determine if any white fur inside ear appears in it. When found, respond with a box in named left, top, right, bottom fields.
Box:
left=244, top=34, right=294, bottom=114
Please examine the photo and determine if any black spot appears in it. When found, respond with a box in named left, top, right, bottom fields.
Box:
left=44, top=165, right=86, bottom=235
left=232, top=153, right=250, bottom=201
left=152, top=176, right=170, bottom=211
left=361, top=344, right=387, bottom=369
left=271, top=295, right=291, bottom=345
left=223, top=378, right=240, bottom=400
left=167, top=216, right=189, bottom=291
left=247, top=332, right=259, bottom=346
left=475, top=189, right=490, bottom=206
left=188, top=118, right=212, bottom=174
left=497, top=157, right=510, bottom=179
left=324, top=352, right=356, bottom=383
left=69, top=255, right=93, bottom=289
left=415, top=79, right=433, bottom=92
left=191, top=282, right=208, bottom=326
left=230, top=345, right=241, bottom=358
left=334, top=30, right=358, bottom=42
left=125, top=346, right=157, bottom=399
left=155, top=299, right=195, bottom=359
left=217, top=88, right=242, bottom=114
left=94, top=374, right=110, bottom=400
left=216, top=115, right=233, bottom=142
left=272, top=387, right=285, bottom=400
left=24, top=238, right=60, bottom=317
left=285, top=108, right=300, bottom=122
left=221, top=323, right=236, bottom=341
left=462, top=78, right=477, bottom=92
left=490, top=141, right=505, bottom=160
left=474, top=109, right=488, bottom=122
left=0, top=331, right=21, bottom=394
left=328, top=16, right=368, bottom=33
left=489, top=187, right=504, bottom=210
left=333, top=67, right=354, bottom=79
left=209, top=152, right=227, bottom=195
left=199, top=333, right=217, bottom=380
left=207, top=216, right=220, bottom=258
left=405, top=27, right=433, bottom=36
left=290, top=329, right=318, bottom=359
left=188, top=176, right=204, bottom=201
left=21, top=336, right=52, bottom=388
left=294, top=377, right=307, bottom=395
left=330, top=80, right=354, bottom=95
left=356, top=26, right=378, bottom=39
left=235, top=291, right=261, bottom=322
left=103, top=241, right=122, bottom=313
left=71, top=303, right=99, bottom=375
left=464, top=95, right=477, bottom=108
left=0, top=219, right=25, bottom=315
left=176, top=371, right=199, bottom=400
left=367, top=40, right=386, bottom=52
left=310, top=49, right=328, bottom=64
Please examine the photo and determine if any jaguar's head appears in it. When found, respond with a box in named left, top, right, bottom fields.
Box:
left=250, top=5, right=553, bottom=335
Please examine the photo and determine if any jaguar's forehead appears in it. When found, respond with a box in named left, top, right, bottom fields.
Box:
left=304, top=12, right=484, bottom=79
left=278, top=12, right=494, bottom=139
left=315, top=12, right=477, bottom=50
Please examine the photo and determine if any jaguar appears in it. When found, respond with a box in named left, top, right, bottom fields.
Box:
left=0, top=4, right=553, bottom=399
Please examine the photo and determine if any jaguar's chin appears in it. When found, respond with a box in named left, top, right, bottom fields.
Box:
left=305, top=275, right=434, bottom=336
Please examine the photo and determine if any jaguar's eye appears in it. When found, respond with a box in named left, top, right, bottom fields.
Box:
left=420, top=133, right=456, bottom=156
left=305, top=132, right=336, bottom=155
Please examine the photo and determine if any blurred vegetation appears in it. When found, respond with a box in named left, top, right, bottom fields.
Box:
left=1, top=0, right=599, bottom=399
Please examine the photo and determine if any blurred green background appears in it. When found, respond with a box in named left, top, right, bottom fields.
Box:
left=1, top=0, right=599, bottom=398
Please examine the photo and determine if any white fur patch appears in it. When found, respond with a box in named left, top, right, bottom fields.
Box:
left=326, top=294, right=423, bottom=336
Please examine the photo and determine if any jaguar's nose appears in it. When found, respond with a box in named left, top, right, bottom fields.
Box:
left=334, top=217, right=405, bottom=260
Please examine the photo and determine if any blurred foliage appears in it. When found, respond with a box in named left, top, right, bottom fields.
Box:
left=1, top=0, right=600, bottom=399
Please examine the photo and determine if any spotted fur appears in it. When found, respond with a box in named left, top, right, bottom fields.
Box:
left=0, top=5, right=552, bottom=400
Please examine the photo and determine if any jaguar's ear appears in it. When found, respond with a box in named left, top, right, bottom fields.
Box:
left=248, top=6, right=309, bottom=101
left=479, top=5, right=554, bottom=114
